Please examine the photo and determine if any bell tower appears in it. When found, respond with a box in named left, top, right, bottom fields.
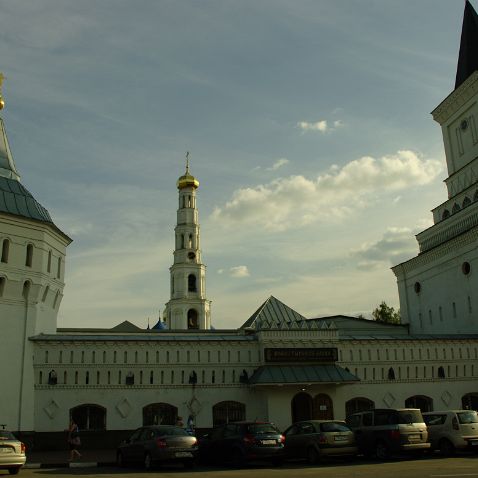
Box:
left=164, top=154, right=211, bottom=330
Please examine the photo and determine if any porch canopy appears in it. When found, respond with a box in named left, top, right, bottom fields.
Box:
left=248, top=364, right=359, bottom=385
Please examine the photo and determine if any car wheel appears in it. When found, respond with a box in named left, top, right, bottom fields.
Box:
left=183, top=459, right=195, bottom=469
left=116, top=452, right=125, bottom=468
left=307, top=446, right=320, bottom=465
left=144, top=452, right=154, bottom=470
left=375, top=440, right=390, bottom=460
left=8, top=468, right=20, bottom=475
left=439, top=439, right=455, bottom=457
left=272, top=458, right=283, bottom=467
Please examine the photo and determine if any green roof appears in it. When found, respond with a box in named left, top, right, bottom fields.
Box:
left=248, top=365, right=359, bottom=385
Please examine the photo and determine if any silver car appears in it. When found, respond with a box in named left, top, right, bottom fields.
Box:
left=117, top=425, right=198, bottom=469
left=0, top=430, right=26, bottom=475
left=423, top=410, right=478, bottom=455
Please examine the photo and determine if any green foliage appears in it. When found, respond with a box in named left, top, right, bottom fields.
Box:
left=372, top=301, right=401, bottom=324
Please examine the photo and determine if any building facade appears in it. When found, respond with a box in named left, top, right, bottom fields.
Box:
left=0, top=2, right=478, bottom=445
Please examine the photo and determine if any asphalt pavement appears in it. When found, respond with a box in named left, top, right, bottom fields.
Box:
left=25, top=449, right=117, bottom=468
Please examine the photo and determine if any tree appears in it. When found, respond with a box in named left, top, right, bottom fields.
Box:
left=372, top=301, right=401, bottom=324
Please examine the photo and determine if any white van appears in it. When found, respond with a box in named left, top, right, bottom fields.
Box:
left=423, top=410, right=478, bottom=455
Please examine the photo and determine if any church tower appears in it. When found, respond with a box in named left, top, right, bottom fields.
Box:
left=392, top=1, right=478, bottom=334
left=164, top=155, right=211, bottom=330
left=0, top=77, right=71, bottom=431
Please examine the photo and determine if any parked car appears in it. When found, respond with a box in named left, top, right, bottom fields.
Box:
left=198, top=421, right=285, bottom=466
left=423, top=410, right=478, bottom=455
left=346, top=408, right=430, bottom=459
left=283, top=420, right=358, bottom=464
left=0, top=429, right=26, bottom=475
left=116, top=425, right=198, bottom=469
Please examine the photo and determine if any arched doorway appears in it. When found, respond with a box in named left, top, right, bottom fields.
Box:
left=187, top=309, right=199, bottom=329
left=212, top=401, right=246, bottom=426
left=462, top=393, right=478, bottom=411
left=313, top=393, right=334, bottom=420
left=345, top=397, right=374, bottom=417
left=143, top=403, right=177, bottom=425
left=405, top=395, right=433, bottom=412
left=291, top=392, right=313, bottom=423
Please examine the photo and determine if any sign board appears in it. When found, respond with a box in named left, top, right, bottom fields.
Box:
left=264, top=347, right=338, bottom=363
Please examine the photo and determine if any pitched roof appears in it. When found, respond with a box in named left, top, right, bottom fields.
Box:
left=240, top=295, right=308, bottom=329
left=456, top=1, right=478, bottom=89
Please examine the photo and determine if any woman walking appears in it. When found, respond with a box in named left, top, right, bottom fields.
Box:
left=68, top=420, right=82, bottom=461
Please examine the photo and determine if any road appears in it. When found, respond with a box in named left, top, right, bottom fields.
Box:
left=5, top=456, right=478, bottom=478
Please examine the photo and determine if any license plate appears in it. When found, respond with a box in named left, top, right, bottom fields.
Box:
left=261, top=440, right=277, bottom=445
left=334, top=435, right=348, bottom=441
left=408, top=435, right=420, bottom=442
left=470, top=440, right=478, bottom=446
left=0, top=448, right=12, bottom=454
left=175, top=452, right=192, bottom=458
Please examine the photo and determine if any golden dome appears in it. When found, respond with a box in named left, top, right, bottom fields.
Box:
left=177, top=171, right=199, bottom=189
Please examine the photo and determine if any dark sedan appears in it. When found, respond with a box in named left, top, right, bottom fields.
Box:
left=283, top=420, right=358, bottom=464
left=199, top=421, right=285, bottom=466
left=116, top=425, right=198, bottom=469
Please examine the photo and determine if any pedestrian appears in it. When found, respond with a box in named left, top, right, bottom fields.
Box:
left=68, top=419, right=81, bottom=461
left=175, top=416, right=184, bottom=427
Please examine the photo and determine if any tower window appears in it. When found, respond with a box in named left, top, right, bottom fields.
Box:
left=188, top=234, right=193, bottom=248
left=0, top=277, right=6, bottom=297
left=57, top=257, right=61, bottom=279
left=187, top=309, right=199, bottom=329
left=181, top=235, right=185, bottom=249
left=1, top=239, right=9, bottom=263
left=26, top=244, right=33, bottom=267
left=188, top=274, right=197, bottom=292
left=47, top=250, right=52, bottom=272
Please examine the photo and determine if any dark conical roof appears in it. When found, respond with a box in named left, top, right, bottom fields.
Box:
left=456, top=1, right=478, bottom=89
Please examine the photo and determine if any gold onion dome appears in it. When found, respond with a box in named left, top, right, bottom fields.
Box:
left=177, top=170, right=199, bottom=189
left=177, top=154, right=199, bottom=189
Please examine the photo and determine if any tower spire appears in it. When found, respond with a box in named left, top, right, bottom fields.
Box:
left=456, top=1, right=478, bottom=89
left=0, top=74, right=20, bottom=181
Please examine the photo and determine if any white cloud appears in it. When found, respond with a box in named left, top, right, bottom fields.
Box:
left=297, top=119, right=344, bottom=133
left=229, top=266, right=250, bottom=278
left=351, top=226, right=421, bottom=270
left=267, top=158, right=289, bottom=171
left=211, top=150, right=443, bottom=231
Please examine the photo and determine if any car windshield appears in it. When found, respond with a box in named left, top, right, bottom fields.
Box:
left=397, top=410, right=423, bottom=424
left=247, top=424, right=279, bottom=435
left=320, top=422, right=351, bottom=433
left=457, top=411, right=478, bottom=424
left=0, top=431, right=16, bottom=440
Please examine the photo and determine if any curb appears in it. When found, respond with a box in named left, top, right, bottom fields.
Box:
left=24, top=462, right=116, bottom=469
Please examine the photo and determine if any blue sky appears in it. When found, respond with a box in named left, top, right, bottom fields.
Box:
left=0, top=0, right=466, bottom=328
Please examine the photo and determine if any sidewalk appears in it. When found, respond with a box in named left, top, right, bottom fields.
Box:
left=25, top=449, right=117, bottom=469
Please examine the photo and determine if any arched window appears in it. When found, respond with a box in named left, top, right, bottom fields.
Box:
left=388, top=367, right=396, bottom=380
left=463, top=196, right=471, bottom=208
left=0, top=277, right=5, bottom=297
left=345, top=397, right=374, bottom=417
left=188, top=274, right=197, bottom=292
left=462, top=393, right=478, bottom=411
left=42, top=286, right=49, bottom=303
left=181, top=234, right=185, bottom=249
left=438, top=366, right=446, bottom=378
left=188, top=234, right=193, bottom=248
left=71, top=404, right=106, bottom=430
left=405, top=395, right=433, bottom=412
left=442, top=209, right=450, bottom=220
left=212, top=401, right=246, bottom=427
left=474, top=190, right=478, bottom=202
left=47, top=250, right=52, bottom=272
left=187, top=309, right=199, bottom=329
left=57, top=257, right=61, bottom=279
left=452, top=203, right=461, bottom=213
left=22, top=281, right=31, bottom=299
left=25, top=244, right=33, bottom=267
left=1, top=239, right=9, bottom=263
left=143, top=403, right=177, bottom=426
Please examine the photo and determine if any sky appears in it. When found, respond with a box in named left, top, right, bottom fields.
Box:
left=0, top=0, right=468, bottom=329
